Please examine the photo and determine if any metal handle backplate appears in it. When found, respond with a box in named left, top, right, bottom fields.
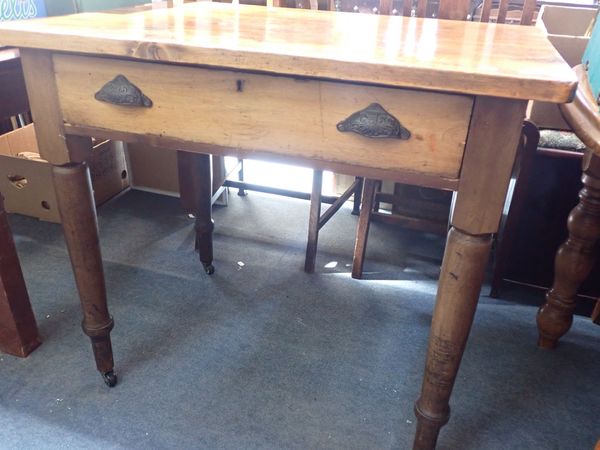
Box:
left=336, top=103, right=410, bottom=139
left=94, top=75, right=153, bottom=108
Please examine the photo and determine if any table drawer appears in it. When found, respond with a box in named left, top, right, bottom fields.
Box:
left=54, top=54, right=472, bottom=179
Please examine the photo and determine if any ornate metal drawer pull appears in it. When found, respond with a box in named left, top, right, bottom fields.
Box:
left=336, top=103, right=410, bottom=139
left=94, top=75, right=153, bottom=108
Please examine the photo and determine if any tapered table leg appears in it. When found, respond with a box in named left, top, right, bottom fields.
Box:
left=537, top=152, right=600, bottom=348
left=52, top=162, right=116, bottom=387
left=414, top=228, right=492, bottom=449
left=178, top=151, right=214, bottom=274
left=0, top=194, right=41, bottom=357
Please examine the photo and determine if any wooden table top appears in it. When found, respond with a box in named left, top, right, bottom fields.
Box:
left=0, top=2, right=576, bottom=102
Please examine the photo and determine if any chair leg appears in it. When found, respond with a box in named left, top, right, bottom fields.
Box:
left=352, top=177, right=363, bottom=216
left=592, top=299, right=600, bottom=325
left=237, top=159, right=247, bottom=197
left=305, top=169, right=323, bottom=273
left=351, top=178, right=378, bottom=279
left=373, top=180, right=382, bottom=212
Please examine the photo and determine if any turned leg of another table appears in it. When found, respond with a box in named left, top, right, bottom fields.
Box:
left=537, top=151, right=600, bottom=349
left=52, top=160, right=116, bottom=387
left=177, top=151, right=214, bottom=275
left=412, top=97, right=526, bottom=449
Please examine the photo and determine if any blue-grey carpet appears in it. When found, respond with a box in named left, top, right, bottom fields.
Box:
left=1, top=190, right=598, bottom=450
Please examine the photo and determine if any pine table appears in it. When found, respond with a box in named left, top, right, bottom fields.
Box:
left=0, top=4, right=576, bottom=448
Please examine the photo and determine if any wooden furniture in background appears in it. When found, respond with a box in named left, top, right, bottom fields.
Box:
left=0, top=193, right=41, bottom=357
left=489, top=127, right=600, bottom=312
left=0, top=48, right=29, bottom=130
left=0, top=4, right=575, bottom=448
left=0, top=48, right=40, bottom=358
left=537, top=63, right=600, bottom=348
left=349, top=0, right=537, bottom=279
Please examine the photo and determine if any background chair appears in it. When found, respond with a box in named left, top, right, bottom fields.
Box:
left=204, top=0, right=363, bottom=274
left=348, top=0, right=537, bottom=279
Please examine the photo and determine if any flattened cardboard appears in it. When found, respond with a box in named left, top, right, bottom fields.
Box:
left=126, top=143, right=237, bottom=198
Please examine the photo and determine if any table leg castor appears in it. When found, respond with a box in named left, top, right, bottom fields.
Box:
left=102, top=370, right=118, bottom=387
left=178, top=151, right=215, bottom=275
left=52, top=161, right=116, bottom=386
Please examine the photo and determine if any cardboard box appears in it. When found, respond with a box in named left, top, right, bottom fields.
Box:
left=126, top=143, right=179, bottom=195
left=126, top=143, right=239, bottom=199
left=527, top=5, right=596, bottom=130
left=0, top=124, right=130, bottom=222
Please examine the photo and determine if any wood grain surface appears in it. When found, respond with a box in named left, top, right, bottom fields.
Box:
left=0, top=2, right=576, bottom=102
left=54, top=54, right=473, bottom=179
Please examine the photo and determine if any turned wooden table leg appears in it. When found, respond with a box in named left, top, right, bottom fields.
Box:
left=178, top=151, right=214, bottom=275
left=412, top=97, right=526, bottom=449
left=414, top=228, right=492, bottom=449
left=52, top=162, right=116, bottom=387
left=0, top=194, right=41, bottom=357
left=537, top=152, right=600, bottom=348
left=19, top=49, right=115, bottom=385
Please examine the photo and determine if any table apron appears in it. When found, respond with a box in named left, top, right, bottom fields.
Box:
left=53, top=54, right=472, bottom=186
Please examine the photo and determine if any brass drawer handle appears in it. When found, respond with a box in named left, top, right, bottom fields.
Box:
left=95, top=75, right=153, bottom=108
left=337, top=103, right=410, bottom=139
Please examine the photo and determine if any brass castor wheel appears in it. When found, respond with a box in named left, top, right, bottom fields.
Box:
left=203, top=263, right=215, bottom=275
left=102, top=370, right=118, bottom=387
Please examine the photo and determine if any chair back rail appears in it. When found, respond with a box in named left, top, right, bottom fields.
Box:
left=322, top=0, right=536, bottom=24
left=478, top=0, right=537, bottom=25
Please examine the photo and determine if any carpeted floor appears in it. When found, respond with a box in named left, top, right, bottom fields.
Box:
left=1, top=189, right=598, bottom=450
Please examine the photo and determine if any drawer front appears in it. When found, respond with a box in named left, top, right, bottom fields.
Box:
left=54, top=55, right=472, bottom=179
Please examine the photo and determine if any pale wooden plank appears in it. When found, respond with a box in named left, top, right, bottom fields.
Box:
left=0, top=3, right=576, bottom=102
left=64, top=124, right=460, bottom=191
left=54, top=54, right=473, bottom=180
